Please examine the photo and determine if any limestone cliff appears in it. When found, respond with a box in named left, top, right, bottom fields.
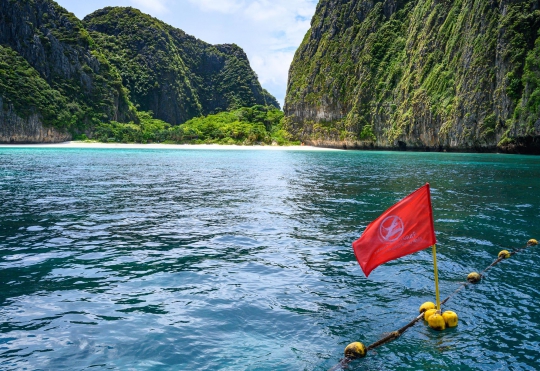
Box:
left=0, top=97, right=70, bottom=143
left=285, top=0, right=540, bottom=153
left=0, top=1, right=279, bottom=143
left=84, top=7, right=280, bottom=125
left=0, top=0, right=136, bottom=143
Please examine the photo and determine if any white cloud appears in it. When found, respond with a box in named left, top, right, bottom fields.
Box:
left=186, top=0, right=243, bottom=13
left=252, top=51, right=295, bottom=87
left=237, top=0, right=317, bottom=105
left=243, top=1, right=283, bottom=21
left=130, top=0, right=169, bottom=14
left=182, top=0, right=317, bottom=105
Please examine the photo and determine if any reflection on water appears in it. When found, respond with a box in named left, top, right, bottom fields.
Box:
left=0, top=148, right=539, bottom=370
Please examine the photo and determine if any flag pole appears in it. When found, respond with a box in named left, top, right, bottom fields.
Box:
left=432, top=244, right=441, bottom=311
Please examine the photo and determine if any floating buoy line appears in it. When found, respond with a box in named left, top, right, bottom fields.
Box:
left=328, top=239, right=538, bottom=371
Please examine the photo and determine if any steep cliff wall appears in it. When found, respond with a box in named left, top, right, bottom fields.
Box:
left=285, top=0, right=540, bottom=152
left=84, top=7, right=279, bottom=125
left=0, top=97, right=70, bottom=143
left=1, top=1, right=278, bottom=143
left=0, top=44, right=71, bottom=143
left=0, top=0, right=136, bottom=141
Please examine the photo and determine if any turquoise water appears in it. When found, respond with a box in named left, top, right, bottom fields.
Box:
left=0, top=148, right=539, bottom=371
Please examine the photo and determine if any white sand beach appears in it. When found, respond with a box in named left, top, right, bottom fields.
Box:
left=0, top=141, right=340, bottom=151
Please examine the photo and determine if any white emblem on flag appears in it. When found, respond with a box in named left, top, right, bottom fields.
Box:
left=379, top=215, right=404, bottom=242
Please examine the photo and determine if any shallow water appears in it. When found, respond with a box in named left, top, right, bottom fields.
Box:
left=0, top=148, right=539, bottom=370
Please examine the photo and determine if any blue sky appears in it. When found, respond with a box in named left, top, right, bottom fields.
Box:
left=54, top=0, right=319, bottom=108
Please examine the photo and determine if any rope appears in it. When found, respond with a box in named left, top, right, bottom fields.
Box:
left=441, top=242, right=531, bottom=306
left=327, top=240, right=537, bottom=371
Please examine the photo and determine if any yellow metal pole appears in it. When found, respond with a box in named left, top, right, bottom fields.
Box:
left=432, top=244, right=441, bottom=311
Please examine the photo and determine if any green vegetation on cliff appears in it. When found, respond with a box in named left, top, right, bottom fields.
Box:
left=83, top=7, right=280, bottom=125
left=514, top=27, right=540, bottom=135
left=0, top=45, right=71, bottom=128
left=285, top=0, right=540, bottom=152
left=0, top=0, right=136, bottom=134
left=87, top=105, right=294, bottom=145
left=0, top=0, right=280, bottom=143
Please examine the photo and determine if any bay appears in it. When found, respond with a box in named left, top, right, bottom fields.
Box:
left=0, top=147, right=539, bottom=370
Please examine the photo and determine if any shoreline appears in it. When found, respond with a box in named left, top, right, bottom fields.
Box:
left=0, top=141, right=341, bottom=151
left=0, top=142, right=537, bottom=155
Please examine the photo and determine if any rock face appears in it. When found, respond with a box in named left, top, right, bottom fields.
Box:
left=84, top=7, right=280, bottom=125
left=0, top=97, right=71, bottom=143
left=0, top=1, right=279, bottom=143
left=285, top=0, right=540, bottom=152
left=0, top=43, right=72, bottom=143
left=0, top=0, right=137, bottom=143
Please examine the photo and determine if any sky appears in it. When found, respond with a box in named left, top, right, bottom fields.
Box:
left=54, top=0, right=319, bottom=108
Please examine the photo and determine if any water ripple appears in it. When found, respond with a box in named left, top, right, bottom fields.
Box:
left=0, top=149, right=539, bottom=370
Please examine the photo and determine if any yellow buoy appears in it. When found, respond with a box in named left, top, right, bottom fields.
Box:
left=498, top=250, right=511, bottom=259
left=528, top=239, right=538, bottom=246
left=467, top=272, right=481, bottom=283
left=442, top=311, right=458, bottom=327
left=428, top=313, right=446, bottom=331
left=419, top=302, right=436, bottom=313
left=423, top=308, right=438, bottom=321
left=344, top=342, right=366, bottom=359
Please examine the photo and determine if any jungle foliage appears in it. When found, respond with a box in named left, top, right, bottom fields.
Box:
left=83, top=7, right=280, bottom=125
left=85, top=106, right=295, bottom=145
left=0, top=0, right=282, bottom=143
left=0, top=45, right=71, bottom=127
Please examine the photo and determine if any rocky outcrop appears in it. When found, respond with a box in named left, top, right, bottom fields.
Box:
left=0, top=0, right=136, bottom=130
left=285, top=0, right=540, bottom=152
left=0, top=97, right=70, bottom=143
left=84, top=7, right=279, bottom=125
left=1, top=1, right=277, bottom=143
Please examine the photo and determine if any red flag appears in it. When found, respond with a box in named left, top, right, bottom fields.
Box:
left=352, top=184, right=436, bottom=277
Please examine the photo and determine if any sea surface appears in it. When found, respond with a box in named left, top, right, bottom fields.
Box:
left=0, top=147, right=539, bottom=371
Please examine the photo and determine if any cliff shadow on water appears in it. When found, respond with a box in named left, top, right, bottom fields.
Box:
left=284, top=0, right=540, bottom=154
